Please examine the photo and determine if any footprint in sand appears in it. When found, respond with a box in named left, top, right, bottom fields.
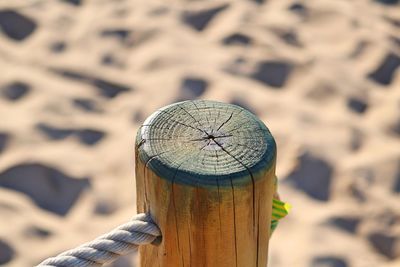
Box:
left=182, top=4, right=229, bottom=31
left=368, top=232, right=400, bottom=260
left=1, top=81, right=31, bottom=101
left=51, top=69, right=132, bottom=98
left=285, top=151, right=334, bottom=201
left=251, top=61, right=293, bottom=88
left=368, top=52, right=400, bottom=86
left=177, top=77, right=208, bottom=101
left=326, top=216, right=361, bottom=234
left=347, top=96, right=369, bottom=114
left=0, top=240, right=14, bottom=265
left=222, top=33, right=252, bottom=46
left=0, top=10, right=36, bottom=41
left=36, top=123, right=106, bottom=146
left=0, top=163, right=90, bottom=216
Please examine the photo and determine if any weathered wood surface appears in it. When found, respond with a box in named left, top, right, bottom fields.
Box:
left=135, top=100, right=276, bottom=267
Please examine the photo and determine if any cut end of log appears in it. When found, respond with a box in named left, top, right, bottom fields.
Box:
left=136, top=100, right=276, bottom=187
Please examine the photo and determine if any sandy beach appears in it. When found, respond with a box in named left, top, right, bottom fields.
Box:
left=0, top=0, right=399, bottom=266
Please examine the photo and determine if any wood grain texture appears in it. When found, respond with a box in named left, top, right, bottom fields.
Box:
left=135, top=100, right=276, bottom=267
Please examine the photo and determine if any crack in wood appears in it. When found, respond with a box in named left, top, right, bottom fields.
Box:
left=213, top=139, right=257, bottom=230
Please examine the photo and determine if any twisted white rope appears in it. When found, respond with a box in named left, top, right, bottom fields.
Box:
left=36, top=213, right=161, bottom=267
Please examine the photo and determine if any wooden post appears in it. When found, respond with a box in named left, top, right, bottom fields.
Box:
left=135, top=100, right=276, bottom=267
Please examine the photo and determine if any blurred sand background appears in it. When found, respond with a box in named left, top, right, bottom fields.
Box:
left=0, top=0, right=399, bottom=266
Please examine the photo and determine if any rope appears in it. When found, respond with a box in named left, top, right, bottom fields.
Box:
left=36, top=213, right=161, bottom=267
